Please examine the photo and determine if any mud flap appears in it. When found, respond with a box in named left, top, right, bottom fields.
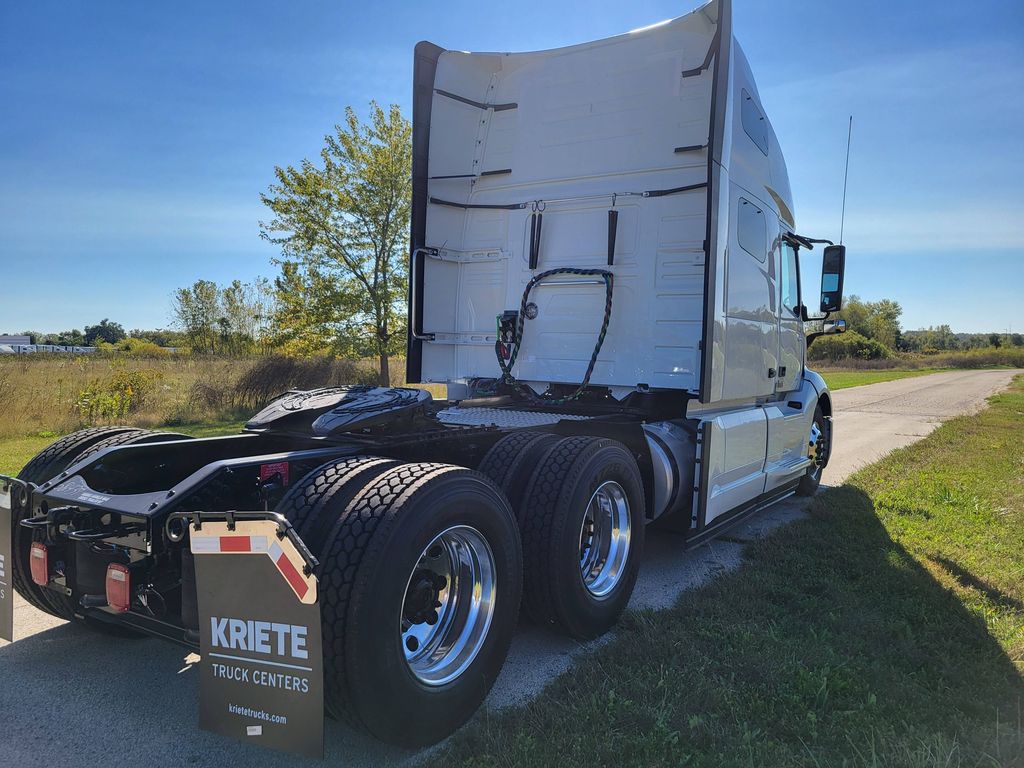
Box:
left=188, top=517, right=324, bottom=758
left=0, top=477, right=14, bottom=642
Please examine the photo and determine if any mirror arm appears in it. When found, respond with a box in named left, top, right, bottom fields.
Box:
left=803, top=309, right=839, bottom=348
left=785, top=233, right=835, bottom=251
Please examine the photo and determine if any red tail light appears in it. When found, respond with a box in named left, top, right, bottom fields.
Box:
left=30, top=542, right=49, bottom=586
left=105, top=563, right=131, bottom=612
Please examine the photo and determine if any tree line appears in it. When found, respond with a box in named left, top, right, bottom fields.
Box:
left=10, top=320, right=183, bottom=348
left=810, top=295, right=1023, bottom=362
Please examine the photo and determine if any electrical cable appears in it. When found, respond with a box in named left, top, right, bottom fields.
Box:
left=493, top=267, right=614, bottom=405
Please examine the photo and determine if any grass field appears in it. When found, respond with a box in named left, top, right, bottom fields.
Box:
left=0, top=420, right=245, bottom=477
left=820, top=368, right=937, bottom=390
left=431, top=377, right=1024, bottom=767
left=0, top=355, right=255, bottom=439
left=0, top=354, right=443, bottom=443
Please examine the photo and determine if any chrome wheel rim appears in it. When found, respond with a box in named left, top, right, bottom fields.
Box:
left=579, top=480, right=631, bottom=599
left=808, top=421, right=826, bottom=478
left=401, top=525, right=497, bottom=686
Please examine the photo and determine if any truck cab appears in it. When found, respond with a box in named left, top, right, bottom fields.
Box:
left=407, top=0, right=847, bottom=535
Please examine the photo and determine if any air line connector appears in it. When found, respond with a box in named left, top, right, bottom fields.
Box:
left=497, top=310, right=519, bottom=361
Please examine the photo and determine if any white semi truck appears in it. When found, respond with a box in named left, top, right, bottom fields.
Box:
left=1, top=0, right=847, bottom=749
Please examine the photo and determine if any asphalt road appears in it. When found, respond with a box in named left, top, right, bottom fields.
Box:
left=821, top=369, right=1021, bottom=485
left=1, top=368, right=1018, bottom=767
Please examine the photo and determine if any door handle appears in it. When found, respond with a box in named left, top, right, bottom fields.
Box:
left=767, top=368, right=777, bottom=378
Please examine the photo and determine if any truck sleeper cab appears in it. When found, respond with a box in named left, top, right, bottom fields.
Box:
left=2, top=0, right=846, bottom=749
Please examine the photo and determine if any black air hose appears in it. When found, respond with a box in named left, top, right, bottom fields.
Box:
left=494, top=267, right=614, bottom=405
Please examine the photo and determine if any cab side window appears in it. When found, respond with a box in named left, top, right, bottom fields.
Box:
left=781, top=241, right=800, bottom=317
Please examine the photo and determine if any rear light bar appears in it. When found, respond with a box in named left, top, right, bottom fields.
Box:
left=105, top=563, right=131, bottom=612
left=30, top=542, right=49, bottom=586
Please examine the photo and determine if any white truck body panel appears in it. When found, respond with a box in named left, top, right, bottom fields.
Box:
left=409, top=0, right=830, bottom=532
left=411, top=0, right=798, bottom=407
left=415, top=4, right=720, bottom=395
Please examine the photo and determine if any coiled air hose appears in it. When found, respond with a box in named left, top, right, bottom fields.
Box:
left=494, top=267, right=614, bottom=405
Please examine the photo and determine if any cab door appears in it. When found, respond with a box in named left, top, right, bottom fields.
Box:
left=762, top=229, right=812, bottom=493
left=776, top=236, right=804, bottom=394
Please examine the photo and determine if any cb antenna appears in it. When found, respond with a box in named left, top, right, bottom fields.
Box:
left=839, top=115, right=853, bottom=245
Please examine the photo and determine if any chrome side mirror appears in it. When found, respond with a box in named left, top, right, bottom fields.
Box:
left=824, top=318, right=847, bottom=335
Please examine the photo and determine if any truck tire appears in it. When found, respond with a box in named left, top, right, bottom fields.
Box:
left=519, top=436, right=645, bottom=639
left=275, top=456, right=400, bottom=557
left=796, top=406, right=830, bottom=496
left=477, top=430, right=559, bottom=514
left=317, top=463, right=522, bottom=746
left=13, top=427, right=143, bottom=618
left=13, top=428, right=191, bottom=623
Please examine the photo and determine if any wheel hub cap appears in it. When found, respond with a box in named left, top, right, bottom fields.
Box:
left=808, top=420, right=828, bottom=478
left=808, top=422, right=822, bottom=464
left=401, top=525, right=497, bottom=686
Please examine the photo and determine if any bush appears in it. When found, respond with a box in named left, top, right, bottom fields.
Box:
left=118, top=337, right=171, bottom=357
left=76, top=368, right=162, bottom=424
left=231, top=355, right=383, bottom=410
left=808, top=331, right=893, bottom=363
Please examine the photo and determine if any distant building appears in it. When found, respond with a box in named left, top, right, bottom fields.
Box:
left=0, top=335, right=32, bottom=345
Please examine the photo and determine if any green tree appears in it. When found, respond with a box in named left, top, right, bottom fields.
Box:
left=171, top=278, right=276, bottom=355
left=171, top=280, right=220, bottom=353
left=835, top=296, right=902, bottom=352
left=84, top=319, right=126, bottom=345
left=56, top=329, right=86, bottom=346
left=902, top=324, right=962, bottom=353
left=260, top=102, right=412, bottom=385
left=220, top=278, right=276, bottom=355
left=130, top=328, right=186, bottom=348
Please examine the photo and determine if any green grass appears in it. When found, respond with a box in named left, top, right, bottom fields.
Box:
left=0, top=435, right=54, bottom=477
left=0, top=420, right=245, bottom=477
left=432, top=377, right=1024, bottom=767
left=821, top=368, right=937, bottom=390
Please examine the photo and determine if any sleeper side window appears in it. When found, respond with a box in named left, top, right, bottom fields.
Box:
left=741, top=89, right=769, bottom=156
left=737, top=198, right=766, bottom=263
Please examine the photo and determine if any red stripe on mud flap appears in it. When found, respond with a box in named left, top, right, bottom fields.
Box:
left=275, top=553, right=309, bottom=599
left=219, top=536, right=252, bottom=552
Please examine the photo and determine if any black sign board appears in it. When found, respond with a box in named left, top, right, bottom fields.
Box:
left=191, top=520, right=324, bottom=758
left=0, top=479, right=15, bottom=642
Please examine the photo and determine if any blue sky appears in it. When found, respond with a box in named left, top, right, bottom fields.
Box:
left=1, top=0, right=1022, bottom=334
